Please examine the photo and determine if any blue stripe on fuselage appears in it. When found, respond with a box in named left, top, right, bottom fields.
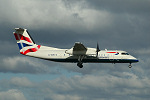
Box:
left=47, top=59, right=139, bottom=63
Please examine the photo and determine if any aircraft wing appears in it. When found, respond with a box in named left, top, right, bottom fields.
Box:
left=73, top=42, right=87, bottom=51
left=65, top=42, right=87, bottom=55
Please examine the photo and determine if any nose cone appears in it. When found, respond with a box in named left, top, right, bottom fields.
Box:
left=134, top=59, right=139, bottom=62
left=130, top=56, right=139, bottom=63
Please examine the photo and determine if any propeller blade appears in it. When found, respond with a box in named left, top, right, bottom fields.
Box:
left=96, top=42, right=100, bottom=52
left=96, top=42, right=100, bottom=57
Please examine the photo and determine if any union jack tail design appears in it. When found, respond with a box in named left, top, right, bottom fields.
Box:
left=13, top=28, right=41, bottom=55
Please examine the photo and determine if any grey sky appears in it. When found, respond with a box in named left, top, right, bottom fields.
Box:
left=0, top=0, right=150, bottom=100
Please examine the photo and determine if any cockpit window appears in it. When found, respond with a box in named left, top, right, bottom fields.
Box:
left=121, top=53, right=129, bottom=55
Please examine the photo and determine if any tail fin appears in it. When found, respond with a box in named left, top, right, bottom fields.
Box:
left=13, top=28, right=40, bottom=55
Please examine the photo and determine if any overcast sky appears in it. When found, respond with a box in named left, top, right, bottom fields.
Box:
left=0, top=0, right=150, bottom=100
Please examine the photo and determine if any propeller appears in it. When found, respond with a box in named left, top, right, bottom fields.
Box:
left=96, top=42, right=100, bottom=57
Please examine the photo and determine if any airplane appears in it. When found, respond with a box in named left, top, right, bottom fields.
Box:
left=13, top=28, right=139, bottom=68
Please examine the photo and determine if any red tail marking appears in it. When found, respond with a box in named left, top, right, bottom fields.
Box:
left=14, top=33, right=32, bottom=43
left=14, top=33, right=19, bottom=40
left=20, top=45, right=41, bottom=55
left=19, top=34, right=32, bottom=43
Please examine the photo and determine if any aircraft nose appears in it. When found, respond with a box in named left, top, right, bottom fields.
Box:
left=131, top=57, right=139, bottom=63
left=134, top=59, right=139, bottom=62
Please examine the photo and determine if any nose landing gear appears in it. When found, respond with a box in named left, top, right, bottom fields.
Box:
left=128, top=63, right=132, bottom=68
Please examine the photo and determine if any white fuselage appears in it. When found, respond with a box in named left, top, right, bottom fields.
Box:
left=26, top=46, right=138, bottom=63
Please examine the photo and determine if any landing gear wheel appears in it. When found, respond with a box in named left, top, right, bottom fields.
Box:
left=128, top=63, right=132, bottom=68
left=77, top=55, right=84, bottom=68
left=77, top=62, right=83, bottom=68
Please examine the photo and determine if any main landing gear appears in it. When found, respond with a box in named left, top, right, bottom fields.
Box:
left=77, top=62, right=83, bottom=68
left=77, top=56, right=84, bottom=68
left=128, top=63, right=132, bottom=68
